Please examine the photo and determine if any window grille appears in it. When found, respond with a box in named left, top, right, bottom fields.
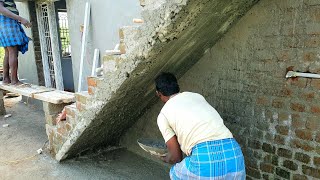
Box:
left=58, top=11, right=71, bottom=58
left=40, top=4, right=56, bottom=88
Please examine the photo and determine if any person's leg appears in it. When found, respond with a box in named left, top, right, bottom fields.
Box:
left=7, top=46, right=21, bottom=85
left=2, top=47, right=10, bottom=84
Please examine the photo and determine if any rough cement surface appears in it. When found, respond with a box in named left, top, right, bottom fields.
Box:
left=57, top=0, right=259, bottom=160
left=123, top=0, right=320, bottom=179
left=0, top=97, right=169, bottom=180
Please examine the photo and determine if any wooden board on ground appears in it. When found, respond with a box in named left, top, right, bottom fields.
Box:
left=0, top=82, right=75, bottom=104
left=33, top=90, right=75, bottom=104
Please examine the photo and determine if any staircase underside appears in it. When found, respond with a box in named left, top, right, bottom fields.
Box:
left=57, top=0, right=259, bottom=160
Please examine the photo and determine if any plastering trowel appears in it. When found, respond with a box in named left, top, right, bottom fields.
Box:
left=137, top=138, right=168, bottom=157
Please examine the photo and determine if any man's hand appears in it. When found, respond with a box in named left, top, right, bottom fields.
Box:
left=20, top=18, right=31, bottom=28
left=163, top=136, right=183, bottom=164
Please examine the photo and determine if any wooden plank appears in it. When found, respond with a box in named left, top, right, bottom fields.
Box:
left=78, top=2, right=91, bottom=92
left=33, top=90, right=75, bottom=104
left=0, top=82, right=53, bottom=97
left=0, top=82, right=75, bottom=104
left=47, top=2, right=64, bottom=90
left=36, top=3, right=52, bottom=88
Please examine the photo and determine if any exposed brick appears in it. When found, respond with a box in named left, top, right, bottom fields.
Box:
left=276, top=50, right=291, bottom=61
left=264, top=133, right=274, bottom=142
left=306, top=0, right=320, bottom=5
left=262, top=174, right=269, bottom=180
left=65, top=105, right=76, bottom=118
left=301, top=92, right=315, bottom=102
left=250, top=128, right=264, bottom=137
left=277, top=148, right=292, bottom=158
left=316, top=133, right=320, bottom=143
left=274, top=135, right=286, bottom=145
left=283, top=160, right=298, bottom=171
left=275, top=125, right=289, bottom=135
left=311, top=79, right=320, bottom=90
left=292, top=174, right=308, bottom=180
left=246, top=167, right=261, bottom=179
left=276, top=168, right=290, bottom=179
left=295, top=129, right=313, bottom=141
left=262, top=143, right=276, bottom=153
left=302, top=165, right=320, bottom=178
left=309, top=6, right=320, bottom=22
left=45, top=114, right=57, bottom=126
left=311, top=105, right=320, bottom=114
left=87, top=76, right=98, bottom=87
left=295, top=152, right=311, bottom=164
left=75, top=92, right=89, bottom=104
left=291, top=139, right=315, bottom=152
left=292, top=117, right=306, bottom=129
left=314, top=157, right=320, bottom=167
left=306, top=116, right=320, bottom=131
left=304, top=35, right=320, bottom=48
left=88, top=86, right=95, bottom=95
left=76, top=102, right=86, bottom=112
left=57, top=122, right=68, bottom=136
left=257, top=96, right=269, bottom=105
left=289, top=78, right=308, bottom=88
left=65, top=123, right=72, bottom=132
left=278, top=112, right=289, bottom=122
left=280, top=88, right=293, bottom=97
left=43, top=102, right=66, bottom=115
left=303, top=51, right=317, bottom=62
left=248, top=139, right=262, bottom=149
left=246, top=156, right=259, bottom=168
left=291, top=102, right=306, bottom=112
left=272, top=99, right=284, bottom=108
left=260, top=163, right=274, bottom=173
left=264, top=154, right=279, bottom=166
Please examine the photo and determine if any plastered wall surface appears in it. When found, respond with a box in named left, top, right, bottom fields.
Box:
left=66, top=0, right=141, bottom=91
left=60, top=0, right=259, bottom=160
left=122, top=0, right=320, bottom=179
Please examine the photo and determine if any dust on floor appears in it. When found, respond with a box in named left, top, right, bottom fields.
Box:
left=0, top=96, right=170, bottom=180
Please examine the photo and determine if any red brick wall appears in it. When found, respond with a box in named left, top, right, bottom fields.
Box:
left=178, top=0, right=320, bottom=179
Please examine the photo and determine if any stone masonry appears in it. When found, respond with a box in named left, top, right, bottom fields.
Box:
left=123, top=0, right=320, bottom=179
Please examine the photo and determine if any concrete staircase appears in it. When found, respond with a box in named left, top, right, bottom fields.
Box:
left=46, top=0, right=260, bottom=161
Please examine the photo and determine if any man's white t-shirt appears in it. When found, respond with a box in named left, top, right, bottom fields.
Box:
left=157, top=92, right=233, bottom=156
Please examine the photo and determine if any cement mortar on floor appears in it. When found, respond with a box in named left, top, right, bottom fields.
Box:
left=0, top=97, right=169, bottom=180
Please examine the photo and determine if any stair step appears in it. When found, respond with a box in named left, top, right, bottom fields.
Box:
left=65, top=103, right=77, bottom=118
left=103, top=54, right=123, bottom=73
left=75, top=91, right=90, bottom=104
left=87, top=77, right=103, bottom=95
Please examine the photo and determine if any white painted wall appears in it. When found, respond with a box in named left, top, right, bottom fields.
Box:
left=66, top=0, right=142, bottom=91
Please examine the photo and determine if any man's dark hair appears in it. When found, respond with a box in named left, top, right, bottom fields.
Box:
left=155, top=72, right=180, bottom=96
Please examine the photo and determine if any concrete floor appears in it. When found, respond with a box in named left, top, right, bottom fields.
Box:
left=0, top=96, right=169, bottom=180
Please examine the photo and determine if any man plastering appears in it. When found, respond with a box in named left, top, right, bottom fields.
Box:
left=155, top=72, right=246, bottom=179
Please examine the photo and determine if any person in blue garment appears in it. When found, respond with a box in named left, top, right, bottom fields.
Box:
left=155, top=72, right=246, bottom=179
left=0, top=0, right=31, bottom=85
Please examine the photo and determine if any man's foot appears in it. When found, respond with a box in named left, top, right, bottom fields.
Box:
left=3, top=77, right=11, bottom=85
left=11, top=80, right=23, bottom=86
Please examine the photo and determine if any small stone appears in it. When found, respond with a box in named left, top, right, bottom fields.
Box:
left=4, top=114, right=11, bottom=118
left=2, top=124, right=9, bottom=127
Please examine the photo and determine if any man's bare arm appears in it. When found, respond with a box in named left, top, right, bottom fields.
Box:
left=0, top=2, right=31, bottom=28
left=161, top=135, right=183, bottom=164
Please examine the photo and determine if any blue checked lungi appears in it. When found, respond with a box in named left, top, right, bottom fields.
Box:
left=0, top=15, right=29, bottom=54
left=170, top=138, right=246, bottom=180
